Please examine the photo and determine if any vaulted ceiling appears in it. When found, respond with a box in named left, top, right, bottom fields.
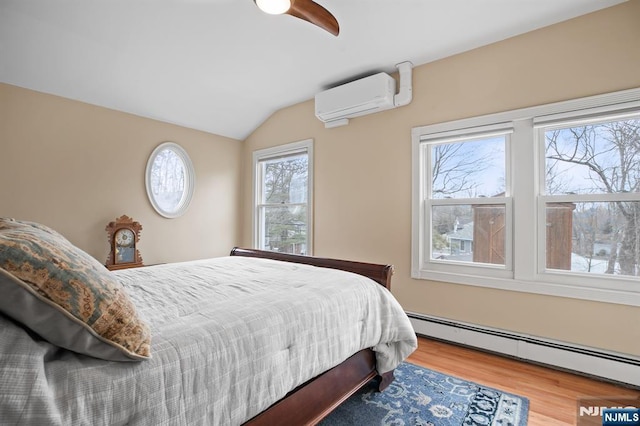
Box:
left=0, top=0, right=625, bottom=140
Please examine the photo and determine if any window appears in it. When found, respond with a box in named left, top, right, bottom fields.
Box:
left=145, top=142, right=195, bottom=218
left=422, top=127, right=512, bottom=279
left=412, top=88, right=640, bottom=306
left=253, top=140, right=313, bottom=255
left=539, top=114, right=640, bottom=278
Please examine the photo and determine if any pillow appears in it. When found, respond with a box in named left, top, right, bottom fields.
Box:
left=0, top=218, right=151, bottom=361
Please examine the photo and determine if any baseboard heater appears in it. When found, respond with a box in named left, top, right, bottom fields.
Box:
left=407, top=312, right=640, bottom=388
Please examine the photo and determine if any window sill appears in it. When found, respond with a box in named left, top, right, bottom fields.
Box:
left=411, top=268, right=640, bottom=307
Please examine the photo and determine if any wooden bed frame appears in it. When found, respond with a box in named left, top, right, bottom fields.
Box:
left=230, top=248, right=396, bottom=425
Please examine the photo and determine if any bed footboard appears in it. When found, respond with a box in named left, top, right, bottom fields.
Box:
left=232, top=248, right=396, bottom=425
left=244, top=349, right=377, bottom=425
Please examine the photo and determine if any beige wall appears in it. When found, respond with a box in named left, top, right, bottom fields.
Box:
left=0, top=83, right=242, bottom=264
left=242, top=0, right=640, bottom=356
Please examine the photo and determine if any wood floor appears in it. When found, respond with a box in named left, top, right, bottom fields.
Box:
left=406, top=336, right=640, bottom=425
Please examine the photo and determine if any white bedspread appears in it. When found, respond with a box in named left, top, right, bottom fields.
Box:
left=0, top=256, right=417, bottom=425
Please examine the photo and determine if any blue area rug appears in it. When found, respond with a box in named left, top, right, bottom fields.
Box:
left=320, top=361, right=529, bottom=425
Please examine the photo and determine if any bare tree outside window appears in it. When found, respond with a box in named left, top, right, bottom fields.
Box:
left=431, top=137, right=505, bottom=199
left=544, top=118, right=640, bottom=276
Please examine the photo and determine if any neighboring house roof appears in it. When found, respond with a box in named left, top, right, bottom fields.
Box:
left=447, top=222, right=474, bottom=242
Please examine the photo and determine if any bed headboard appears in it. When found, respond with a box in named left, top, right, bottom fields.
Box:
left=229, top=247, right=393, bottom=290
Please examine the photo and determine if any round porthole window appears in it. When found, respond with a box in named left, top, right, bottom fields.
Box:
left=145, top=142, right=195, bottom=218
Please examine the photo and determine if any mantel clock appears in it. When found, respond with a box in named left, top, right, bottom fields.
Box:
left=105, top=215, right=143, bottom=270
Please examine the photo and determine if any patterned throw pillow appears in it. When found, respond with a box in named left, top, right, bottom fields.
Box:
left=0, top=218, right=151, bottom=361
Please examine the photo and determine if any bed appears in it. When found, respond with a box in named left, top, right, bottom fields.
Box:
left=0, top=218, right=418, bottom=425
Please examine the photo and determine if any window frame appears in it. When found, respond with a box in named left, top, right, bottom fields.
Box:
left=535, top=111, right=640, bottom=291
left=252, top=139, right=313, bottom=255
left=412, top=88, right=640, bottom=306
left=419, top=125, right=514, bottom=279
left=145, top=141, right=195, bottom=219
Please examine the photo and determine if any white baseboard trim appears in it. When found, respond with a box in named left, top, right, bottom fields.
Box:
left=407, top=312, right=640, bottom=387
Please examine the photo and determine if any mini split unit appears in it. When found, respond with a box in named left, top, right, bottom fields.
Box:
left=314, top=61, right=413, bottom=128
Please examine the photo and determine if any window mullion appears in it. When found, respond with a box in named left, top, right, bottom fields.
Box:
left=512, top=119, right=538, bottom=282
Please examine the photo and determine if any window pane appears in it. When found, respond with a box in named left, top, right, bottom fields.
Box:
left=544, top=118, right=640, bottom=195
left=431, top=136, right=506, bottom=199
left=260, top=154, right=308, bottom=204
left=431, top=204, right=505, bottom=266
left=546, top=201, right=640, bottom=276
left=259, top=205, right=307, bottom=255
left=150, top=148, right=186, bottom=211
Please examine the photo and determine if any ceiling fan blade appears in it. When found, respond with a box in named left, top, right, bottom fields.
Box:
left=287, top=0, right=339, bottom=36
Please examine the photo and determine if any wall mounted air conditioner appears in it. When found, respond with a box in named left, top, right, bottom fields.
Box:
left=314, top=62, right=413, bottom=128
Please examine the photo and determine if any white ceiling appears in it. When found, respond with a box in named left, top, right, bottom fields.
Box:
left=0, top=0, right=625, bottom=140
